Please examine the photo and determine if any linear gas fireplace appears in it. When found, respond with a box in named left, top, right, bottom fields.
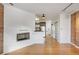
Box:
left=17, top=32, right=30, bottom=41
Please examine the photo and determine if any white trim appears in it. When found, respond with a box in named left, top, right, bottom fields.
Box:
left=71, top=43, right=79, bottom=48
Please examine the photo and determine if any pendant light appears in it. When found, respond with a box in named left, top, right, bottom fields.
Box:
left=42, top=14, right=46, bottom=20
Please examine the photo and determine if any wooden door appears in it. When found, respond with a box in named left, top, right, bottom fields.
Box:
left=76, top=11, right=79, bottom=46
left=71, top=13, right=76, bottom=44
left=71, top=11, right=79, bottom=46
left=0, top=4, right=3, bottom=54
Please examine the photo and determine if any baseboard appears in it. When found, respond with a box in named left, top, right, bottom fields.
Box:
left=1, top=43, right=35, bottom=55
left=71, top=43, right=79, bottom=48
left=58, top=41, right=71, bottom=44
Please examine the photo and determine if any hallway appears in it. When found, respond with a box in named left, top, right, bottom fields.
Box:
left=6, top=35, right=79, bottom=55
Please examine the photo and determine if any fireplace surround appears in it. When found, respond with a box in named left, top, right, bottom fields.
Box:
left=17, top=32, right=30, bottom=41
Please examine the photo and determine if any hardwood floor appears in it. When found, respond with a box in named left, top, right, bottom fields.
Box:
left=6, top=35, right=79, bottom=55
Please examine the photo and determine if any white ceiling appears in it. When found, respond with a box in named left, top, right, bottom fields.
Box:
left=65, top=3, right=79, bottom=14
left=13, top=3, right=79, bottom=20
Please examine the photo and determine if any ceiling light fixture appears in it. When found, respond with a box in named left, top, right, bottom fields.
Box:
left=42, top=14, right=46, bottom=20
left=35, top=17, right=39, bottom=21
left=62, top=3, right=73, bottom=11
left=9, top=3, right=14, bottom=6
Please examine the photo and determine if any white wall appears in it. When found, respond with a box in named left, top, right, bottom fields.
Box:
left=4, top=5, right=45, bottom=53
left=51, top=12, right=71, bottom=43
left=59, top=12, right=71, bottom=43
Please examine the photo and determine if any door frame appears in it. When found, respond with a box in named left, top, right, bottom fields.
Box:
left=0, top=3, right=4, bottom=54
left=55, top=21, right=58, bottom=40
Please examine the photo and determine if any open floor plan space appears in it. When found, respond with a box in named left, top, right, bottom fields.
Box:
left=0, top=3, right=79, bottom=55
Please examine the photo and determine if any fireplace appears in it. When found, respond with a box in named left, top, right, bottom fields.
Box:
left=17, top=32, right=30, bottom=41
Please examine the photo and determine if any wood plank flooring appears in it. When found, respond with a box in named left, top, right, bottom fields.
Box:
left=5, top=35, right=79, bottom=55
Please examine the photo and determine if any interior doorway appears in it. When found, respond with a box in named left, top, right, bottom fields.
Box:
left=71, top=11, right=79, bottom=46
left=0, top=4, right=3, bottom=54
left=55, top=21, right=59, bottom=40
left=46, top=20, right=51, bottom=36
left=51, top=24, right=55, bottom=38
